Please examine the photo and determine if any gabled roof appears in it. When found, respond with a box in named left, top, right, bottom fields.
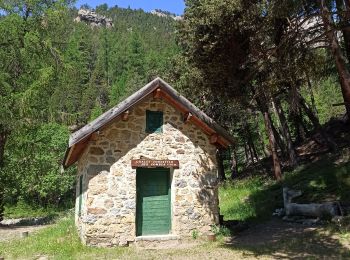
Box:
left=63, top=77, right=234, bottom=168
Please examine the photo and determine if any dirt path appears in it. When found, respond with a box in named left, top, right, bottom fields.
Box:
left=0, top=220, right=52, bottom=242
left=225, top=218, right=350, bottom=259
left=227, top=218, right=317, bottom=246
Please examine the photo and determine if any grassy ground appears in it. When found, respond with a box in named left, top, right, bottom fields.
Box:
left=0, top=214, right=349, bottom=259
left=219, top=149, right=350, bottom=222
left=0, top=215, right=263, bottom=259
left=0, top=149, right=349, bottom=259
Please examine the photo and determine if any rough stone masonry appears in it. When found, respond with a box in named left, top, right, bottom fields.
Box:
left=75, top=96, right=220, bottom=247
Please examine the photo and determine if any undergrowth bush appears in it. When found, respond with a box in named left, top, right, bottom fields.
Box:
left=4, top=199, right=67, bottom=219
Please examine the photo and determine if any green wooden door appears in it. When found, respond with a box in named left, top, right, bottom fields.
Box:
left=136, top=168, right=171, bottom=236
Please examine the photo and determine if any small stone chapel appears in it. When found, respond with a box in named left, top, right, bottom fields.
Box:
left=63, top=77, right=234, bottom=247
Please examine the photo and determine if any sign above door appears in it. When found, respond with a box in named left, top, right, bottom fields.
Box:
left=131, top=159, right=179, bottom=169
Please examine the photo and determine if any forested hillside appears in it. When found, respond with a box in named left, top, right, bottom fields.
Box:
left=0, top=2, right=179, bottom=216
left=0, top=0, right=349, bottom=220
left=176, top=0, right=350, bottom=181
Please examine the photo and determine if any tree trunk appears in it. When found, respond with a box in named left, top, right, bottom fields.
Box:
left=268, top=112, right=286, bottom=157
left=263, top=110, right=282, bottom=180
left=244, top=142, right=250, bottom=165
left=248, top=129, right=259, bottom=162
left=247, top=140, right=254, bottom=163
left=216, top=149, right=226, bottom=182
left=246, top=124, right=260, bottom=162
left=250, top=139, right=259, bottom=163
left=255, top=113, right=270, bottom=157
left=0, top=129, right=7, bottom=168
left=273, top=97, right=298, bottom=167
left=306, top=73, right=318, bottom=118
left=335, top=0, right=350, bottom=64
left=0, top=128, right=7, bottom=222
left=291, top=107, right=304, bottom=143
left=252, top=86, right=282, bottom=180
left=298, top=93, right=338, bottom=150
left=230, top=148, right=238, bottom=179
left=320, top=0, right=350, bottom=119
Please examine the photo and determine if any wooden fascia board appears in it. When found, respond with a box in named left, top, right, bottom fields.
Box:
left=158, top=89, right=187, bottom=113
left=64, top=77, right=234, bottom=167
left=63, top=144, right=75, bottom=169
left=158, top=89, right=229, bottom=147
left=68, top=79, right=160, bottom=147
left=157, top=78, right=235, bottom=145
left=68, top=77, right=234, bottom=148
left=64, top=94, right=156, bottom=167
left=64, top=137, right=90, bottom=168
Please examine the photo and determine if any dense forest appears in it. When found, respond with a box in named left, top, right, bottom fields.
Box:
left=0, top=0, right=349, bottom=219
left=0, top=1, right=179, bottom=217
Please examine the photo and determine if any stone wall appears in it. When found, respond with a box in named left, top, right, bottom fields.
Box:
left=75, top=96, right=219, bottom=247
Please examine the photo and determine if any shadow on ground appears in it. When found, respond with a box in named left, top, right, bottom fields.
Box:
left=221, top=218, right=350, bottom=259
left=221, top=147, right=350, bottom=258
left=225, top=149, right=350, bottom=224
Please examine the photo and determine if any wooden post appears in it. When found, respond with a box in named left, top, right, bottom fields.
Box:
left=210, top=134, right=219, bottom=145
left=90, top=132, right=98, bottom=141
left=153, top=88, right=162, bottom=99
left=183, top=112, right=192, bottom=123
left=122, top=110, right=129, bottom=121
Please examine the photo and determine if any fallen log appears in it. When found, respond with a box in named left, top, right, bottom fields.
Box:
left=283, top=187, right=341, bottom=218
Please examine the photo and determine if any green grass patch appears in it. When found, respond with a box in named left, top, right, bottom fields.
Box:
left=1, top=151, right=349, bottom=259
left=219, top=176, right=276, bottom=221
left=219, top=151, right=350, bottom=222
left=1, top=213, right=348, bottom=259
left=0, top=215, right=128, bottom=259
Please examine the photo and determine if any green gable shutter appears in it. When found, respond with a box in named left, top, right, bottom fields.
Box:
left=146, top=110, right=163, bottom=133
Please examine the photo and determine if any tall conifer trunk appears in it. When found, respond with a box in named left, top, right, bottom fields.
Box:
left=273, top=97, right=298, bottom=167
left=306, top=73, right=318, bottom=118
left=244, top=142, right=250, bottom=165
left=335, top=0, right=350, bottom=64
left=245, top=123, right=260, bottom=162
left=320, top=0, right=350, bottom=119
left=252, top=86, right=282, bottom=180
left=231, top=148, right=238, bottom=179
left=0, top=131, right=6, bottom=168
left=298, top=92, right=338, bottom=150
left=263, top=110, right=282, bottom=180
left=0, top=128, right=7, bottom=222
left=268, top=113, right=286, bottom=157
left=216, top=149, right=226, bottom=181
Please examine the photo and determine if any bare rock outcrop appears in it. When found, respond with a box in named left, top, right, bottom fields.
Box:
left=150, top=9, right=183, bottom=21
left=74, top=9, right=113, bottom=28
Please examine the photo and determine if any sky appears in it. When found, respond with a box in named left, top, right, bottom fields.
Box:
left=75, top=0, right=186, bottom=15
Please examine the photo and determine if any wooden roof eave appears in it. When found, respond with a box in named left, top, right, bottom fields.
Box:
left=68, top=79, right=161, bottom=148
left=156, top=78, right=234, bottom=145
left=63, top=77, right=235, bottom=168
